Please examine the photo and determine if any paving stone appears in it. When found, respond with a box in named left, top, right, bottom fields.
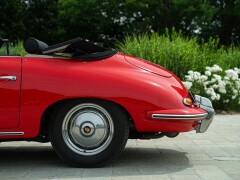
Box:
left=112, top=175, right=170, bottom=180
left=0, top=165, right=32, bottom=178
left=81, top=168, right=112, bottom=178
left=196, top=169, right=233, bottom=180
left=186, top=153, right=212, bottom=161
left=169, top=174, right=201, bottom=180
left=230, top=174, right=240, bottom=180
left=81, top=177, right=111, bottom=180
left=138, top=161, right=166, bottom=175
left=217, top=161, right=240, bottom=175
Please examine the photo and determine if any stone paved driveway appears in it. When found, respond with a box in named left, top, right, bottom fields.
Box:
left=0, top=114, right=240, bottom=180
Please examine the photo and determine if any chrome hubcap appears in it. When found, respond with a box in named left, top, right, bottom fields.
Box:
left=62, top=103, right=114, bottom=156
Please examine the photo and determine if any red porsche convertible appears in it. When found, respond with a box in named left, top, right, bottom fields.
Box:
left=0, top=37, right=214, bottom=167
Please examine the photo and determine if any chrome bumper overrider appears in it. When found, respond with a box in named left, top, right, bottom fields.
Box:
left=151, top=94, right=215, bottom=133
left=194, top=95, right=215, bottom=133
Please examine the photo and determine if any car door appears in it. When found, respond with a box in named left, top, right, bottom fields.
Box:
left=0, top=56, right=21, bottom=129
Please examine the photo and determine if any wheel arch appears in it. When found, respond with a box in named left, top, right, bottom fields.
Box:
left=38, top=98, right=134, bottom=141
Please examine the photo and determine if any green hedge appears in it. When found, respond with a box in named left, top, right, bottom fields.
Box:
left=116, top=29, right=240, bottom=80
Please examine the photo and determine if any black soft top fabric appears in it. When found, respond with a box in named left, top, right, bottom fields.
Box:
left=24, top=37, right=117, bottom=60
left=24, top=38, right=48, bottom=54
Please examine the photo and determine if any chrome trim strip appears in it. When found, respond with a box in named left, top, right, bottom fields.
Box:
left=152, top=113, right=208, bottom=120
left=42, top=44, right=69, bottom=54
left=0, top=132, right=24, bottom=136
left=25, top=54, right=70, bottom=59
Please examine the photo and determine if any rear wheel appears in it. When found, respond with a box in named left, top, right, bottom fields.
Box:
left=49, top=99, right=129, bottom=167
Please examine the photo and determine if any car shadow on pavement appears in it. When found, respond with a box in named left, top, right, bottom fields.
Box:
left=0, top=144, right=62, bottom=165
left=0, top=143, right=191, bottom=178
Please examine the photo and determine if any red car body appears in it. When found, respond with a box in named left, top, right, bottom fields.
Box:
left=0, top=38, right=214, bottom=167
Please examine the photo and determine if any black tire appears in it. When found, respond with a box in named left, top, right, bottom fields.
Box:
left=49, top=99, right=129, bottom=167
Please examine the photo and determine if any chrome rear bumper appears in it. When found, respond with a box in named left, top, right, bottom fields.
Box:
left=152, top=113, right=208, bottom=120
left=194, top=95, right=215, bottom=133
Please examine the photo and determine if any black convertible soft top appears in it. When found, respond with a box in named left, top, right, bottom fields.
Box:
left=24, top=37, right=117, bottom=60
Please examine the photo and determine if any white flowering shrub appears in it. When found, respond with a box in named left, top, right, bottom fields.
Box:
left=182, top=65, right=240, bottom=110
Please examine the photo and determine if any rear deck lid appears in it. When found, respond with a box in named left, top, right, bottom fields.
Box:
left=124, top=55, right=173, bottom=77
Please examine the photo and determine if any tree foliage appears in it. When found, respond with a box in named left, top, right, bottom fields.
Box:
left=0, top=0, right=239, bottom=46
left=0, top=0, right=26, bottom=42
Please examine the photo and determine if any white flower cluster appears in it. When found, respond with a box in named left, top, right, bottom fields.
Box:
left=182, top=81, right=192, bottom=90
left=182, top=65, right=240, bottom=103
left=206, top=64, right=223, bottom=72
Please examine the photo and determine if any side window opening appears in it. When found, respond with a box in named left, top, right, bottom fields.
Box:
left=0, top=38, right=9, bottom=55
left=24, top=37, right=117, bottom=60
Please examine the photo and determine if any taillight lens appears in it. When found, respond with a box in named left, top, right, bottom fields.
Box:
left=183, top=98, right=193, bottom=106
